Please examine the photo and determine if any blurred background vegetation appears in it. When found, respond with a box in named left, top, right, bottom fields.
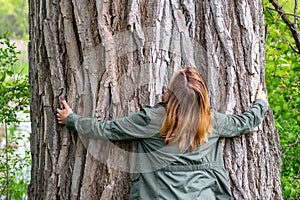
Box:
left=0, top=0, right=30, bottom=199
left=0, top=0, right=299, bottom=199
left=264, top=0, right=300, bottom=199
left=0, top=0, right=28, bottom=40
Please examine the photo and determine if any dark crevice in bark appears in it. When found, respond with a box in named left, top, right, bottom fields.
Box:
left=70, top=1, right=83, bottom=65
left=108, top=82, right=113, bottom=120
left=88, top=0, right=101, bottom=46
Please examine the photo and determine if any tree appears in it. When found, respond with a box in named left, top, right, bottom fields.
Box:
left=28, top=0, right=283, bottom=199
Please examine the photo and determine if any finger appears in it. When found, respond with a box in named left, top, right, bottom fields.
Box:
left=58, top=118, right=64, bottom=124
left=258, top=83, right=262, bottom=91
left=57, top=109, right=65, bottom=115
left=61, top=98, right=70, bottom=109
left=57, top=115, right=62, bottom=120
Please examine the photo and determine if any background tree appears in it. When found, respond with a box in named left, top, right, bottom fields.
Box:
left=28, top=0, right=282, bottom=199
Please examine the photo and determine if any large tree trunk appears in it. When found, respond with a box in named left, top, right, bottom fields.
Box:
left=28, top=0, right=282, bottom=199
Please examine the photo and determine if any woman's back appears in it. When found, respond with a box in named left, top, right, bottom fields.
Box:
left=129, top=99, right=267, bottom=199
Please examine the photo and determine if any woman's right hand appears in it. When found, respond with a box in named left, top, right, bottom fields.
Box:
left=256, top=83, right=268, bottom=104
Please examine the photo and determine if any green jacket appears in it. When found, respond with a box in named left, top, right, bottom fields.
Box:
left=66, top=99, right=268, bottom=200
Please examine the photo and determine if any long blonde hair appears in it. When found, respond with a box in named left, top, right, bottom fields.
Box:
left=159, top=67, right=212, bottom=152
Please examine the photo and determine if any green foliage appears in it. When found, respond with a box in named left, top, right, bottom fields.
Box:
left=0, top=0, right=30, bottom=198
left=0, top=32, right=30, bottom=199
left=0, top=32, right=30, bottom=124
left=264, top=0, right=300, bottom=199
left=0, top=124, right=31, bottom=200
left=0, top=0, right=28, bottom=40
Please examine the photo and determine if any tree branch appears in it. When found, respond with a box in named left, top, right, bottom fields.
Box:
left=288, top=136, right=300, bottom=148
left=282, top=135, right=300, bottom=157
left=294, top=0, right=298, bottom=27
left=294, top=0, right=299, bottom=53
left=266, top=7, right=300, bottom=18
left=268, top=0, right=300, bottom=54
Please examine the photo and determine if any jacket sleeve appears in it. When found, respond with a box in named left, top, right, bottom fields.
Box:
left=213, top=99, right=268, bottom=137
left=65, top=106, right=162, bottom=140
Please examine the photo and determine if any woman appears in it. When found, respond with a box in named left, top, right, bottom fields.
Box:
left=57, top=67, right=268, bottom=199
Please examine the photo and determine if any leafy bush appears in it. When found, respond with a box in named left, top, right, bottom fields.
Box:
left=0, top=32, right=30, bottom=199
left=264, top=1, right=300, bottom=199
left=0, top=33, right=29, bottom=123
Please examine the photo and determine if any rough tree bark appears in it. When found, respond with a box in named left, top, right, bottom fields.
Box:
left=28, top=0, right=283, bottom=199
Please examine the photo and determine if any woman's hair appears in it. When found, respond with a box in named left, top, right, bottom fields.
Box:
left=159, top=67, right=212, bottom=152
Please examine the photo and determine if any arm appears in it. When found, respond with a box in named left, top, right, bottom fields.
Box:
left=213, top=83, right=268, bottom=137
left=65, top=108, right=157, bottom=140
left=213, top=99, right=268, bottom=137
left=57, top=100, right=163, bottom=140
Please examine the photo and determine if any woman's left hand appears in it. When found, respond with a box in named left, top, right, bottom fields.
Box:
left=256, top=83, right=268, bottom=104
left=57, top=98, right=73, bottom=125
